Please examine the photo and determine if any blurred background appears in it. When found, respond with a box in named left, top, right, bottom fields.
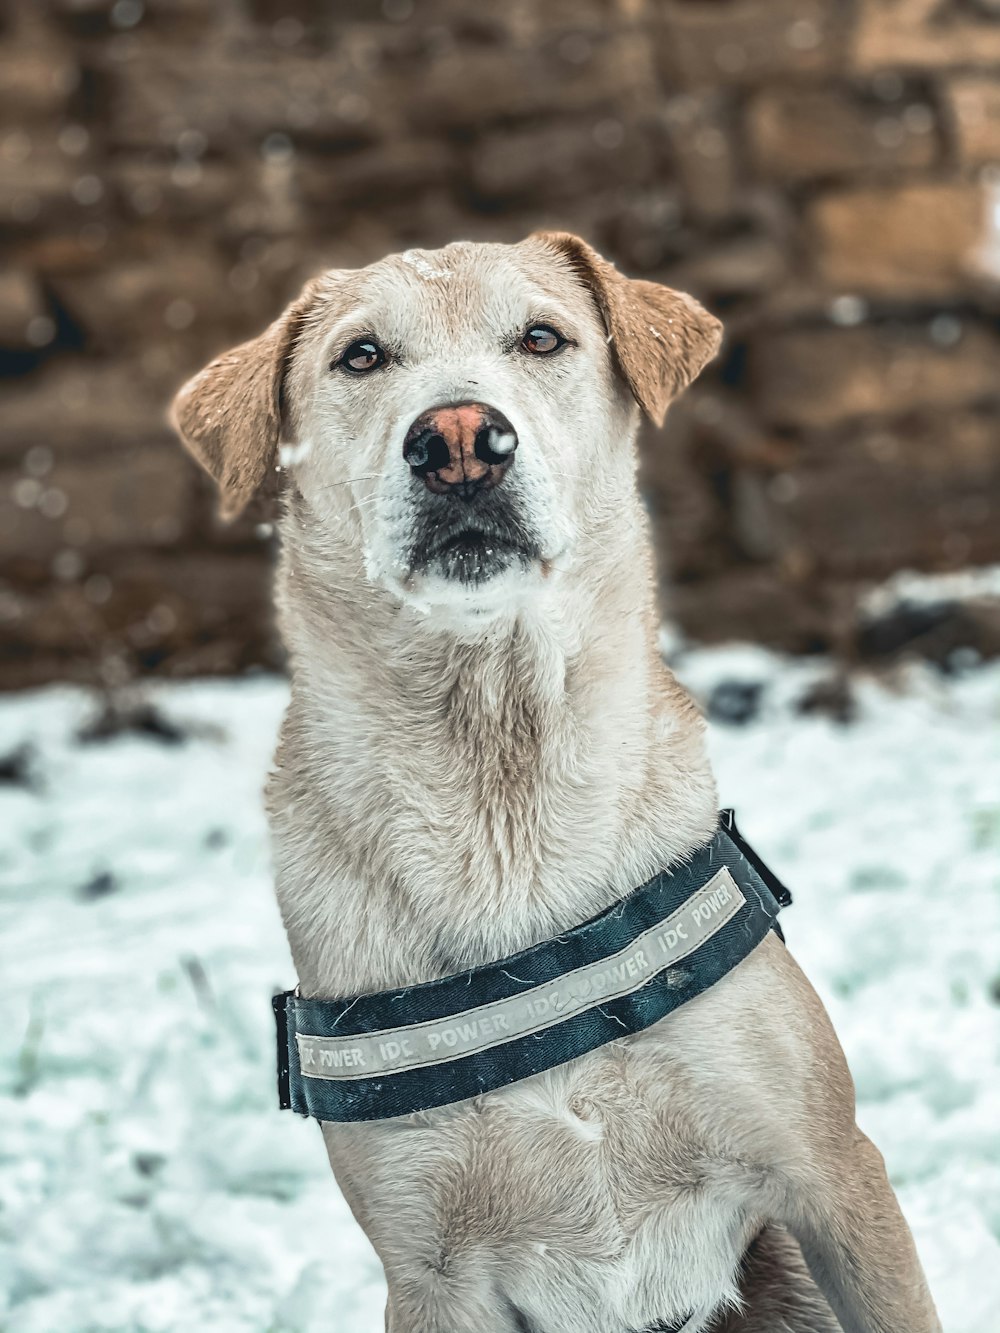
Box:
left=2, top=0, right=1000, bottom=688
left=4, top=7, right=1000, bottom=1330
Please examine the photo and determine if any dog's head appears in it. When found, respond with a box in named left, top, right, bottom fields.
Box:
left=171, top=234, right=721, bottom=615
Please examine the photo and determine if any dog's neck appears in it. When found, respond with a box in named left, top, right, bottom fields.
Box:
left=269, top=495, right=718, bottom=996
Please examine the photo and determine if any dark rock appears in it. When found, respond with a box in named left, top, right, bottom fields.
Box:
left=0, top=743, right=39, bottom=791
left=857, top=598, right=1000, bottom=670
left=707, top=679, right=764, bottom=726
left=796, top=676, right=856, bottom=724
left=77, top=700, right=187, bottom=745
left=77, top=869, right=119, bottom=900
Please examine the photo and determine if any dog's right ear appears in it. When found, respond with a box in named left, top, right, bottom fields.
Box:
left=531, top=231, right=722, bottom=427
left=170, top=282, right=319, bottom=520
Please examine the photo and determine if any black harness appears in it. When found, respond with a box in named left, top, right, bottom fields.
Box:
left=274, top=811, right=790, bottom=1123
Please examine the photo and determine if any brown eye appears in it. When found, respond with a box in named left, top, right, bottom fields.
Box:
left=337, top=339, right=385, bottom=373
left=522, top=325, right=565, bottom=355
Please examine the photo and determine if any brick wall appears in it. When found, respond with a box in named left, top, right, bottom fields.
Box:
left=2, top=0, right=1000, bottom=688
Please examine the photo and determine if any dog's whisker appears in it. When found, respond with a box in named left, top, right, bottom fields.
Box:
left=313, top=475, right=385, bottom=492
left=347, top=494, right=386, bottom=514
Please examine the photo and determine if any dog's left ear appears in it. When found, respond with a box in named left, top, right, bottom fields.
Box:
left=170, top=281, right=320, bottom=520
left=532, top=231, right=722, bottom=426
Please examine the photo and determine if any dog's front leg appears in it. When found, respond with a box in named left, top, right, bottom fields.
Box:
left=785, top=1128, right=940, bottom=1333
left=384, top=1284, right=537, bottom=1333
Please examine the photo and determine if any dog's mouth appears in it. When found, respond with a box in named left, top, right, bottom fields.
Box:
left=407, top=508, right=541, bottom=585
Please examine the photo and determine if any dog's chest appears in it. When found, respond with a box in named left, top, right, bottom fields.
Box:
left=270, top=685, right=711, bottom=996
left=323, top=1008, right=770, bottom=1333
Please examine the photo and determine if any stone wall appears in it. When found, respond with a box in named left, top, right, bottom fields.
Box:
left=2, top=0, right=1000, bottom=688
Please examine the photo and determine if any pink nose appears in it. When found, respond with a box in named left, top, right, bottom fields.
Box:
left=402, top=402, right=518, bottom=500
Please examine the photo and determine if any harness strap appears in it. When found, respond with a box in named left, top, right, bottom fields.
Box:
left=274, top=810, right=789, bottom=1123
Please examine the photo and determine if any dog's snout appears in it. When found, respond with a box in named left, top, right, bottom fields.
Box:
left=403, top=403, right=518, bottom=499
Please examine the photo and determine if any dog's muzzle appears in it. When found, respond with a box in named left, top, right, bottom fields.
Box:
left=405, top=484, right=541, bottom=585
left=400, top=400, right=539, bottom=585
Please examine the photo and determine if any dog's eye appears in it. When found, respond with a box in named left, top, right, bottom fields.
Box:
left=521, top=325, right=565, bottom=355
left=336, top=339, right=386, bottom=373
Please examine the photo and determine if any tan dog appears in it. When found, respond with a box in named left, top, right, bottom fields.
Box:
left=172, top=235, right=940, bottom=1333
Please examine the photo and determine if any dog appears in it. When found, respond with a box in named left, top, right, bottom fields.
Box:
left=172, top=233, right=941, bottom=1333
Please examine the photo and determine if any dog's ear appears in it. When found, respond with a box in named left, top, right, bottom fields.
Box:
left=532, top=231, right=722, bottom=427
left=170, top=282, right=319, bottom=520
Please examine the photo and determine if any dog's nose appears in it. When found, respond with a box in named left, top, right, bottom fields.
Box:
left=402, top=402, right=518, bottom=499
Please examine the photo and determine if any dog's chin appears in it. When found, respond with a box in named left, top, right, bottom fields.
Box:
left=384, top=530, right=553, bottom=621
left=418, top=530, right=532, bottom=587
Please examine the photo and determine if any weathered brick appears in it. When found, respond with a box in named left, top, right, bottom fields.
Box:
left=770, top=411, right=1000, bottom=578
left=108, top=45, right=389, bottom=149
left=853, top=0, right=1000, bottom=71
left=945, top=76, right=1000, bottom=167
left=0, top=550, right=277, bottom=690
left=471, top=120, right=661, bottom=204
left=747, top=85, right=938, bottom=181
left=408, top=33, right=648, bottom=132
left=297, top=139, right=456, bottom=211
left=112, top=159, right=251, bottom=227
left=669, top=570, right=835, bottom=654
left=0, top=268, right=49, bottom=348
left=752, top=323, right=1000, bottom=428
left=0, top=360, right=171, bottom=460
left=639, top=408, right=723, bottom=584
left=808, top=182, right=987, bottom=297
left=0, top=136, right=109, bottom=230
left=0, top=37, right=79, bottom=122
left=659, top=93, right=738, bottom=219
left=580, top=186, right=686, bottom=274
left=657, top=0, right=847, bottom=88
left=667, top=234, right=789, bottom=297
left=50, top=248, right=279, bottom=353
left=0, top=446, right=193, bottom=560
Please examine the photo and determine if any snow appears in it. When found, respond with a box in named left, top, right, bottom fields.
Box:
left=399, top=249, right=451, bottom=281
left=858, top=562, right=1000, bottom=618
left=1, top=650, right=998, bottom=1332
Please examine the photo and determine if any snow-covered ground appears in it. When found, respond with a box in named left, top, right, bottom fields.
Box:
left=1, top=649, right=998, bottom=1332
